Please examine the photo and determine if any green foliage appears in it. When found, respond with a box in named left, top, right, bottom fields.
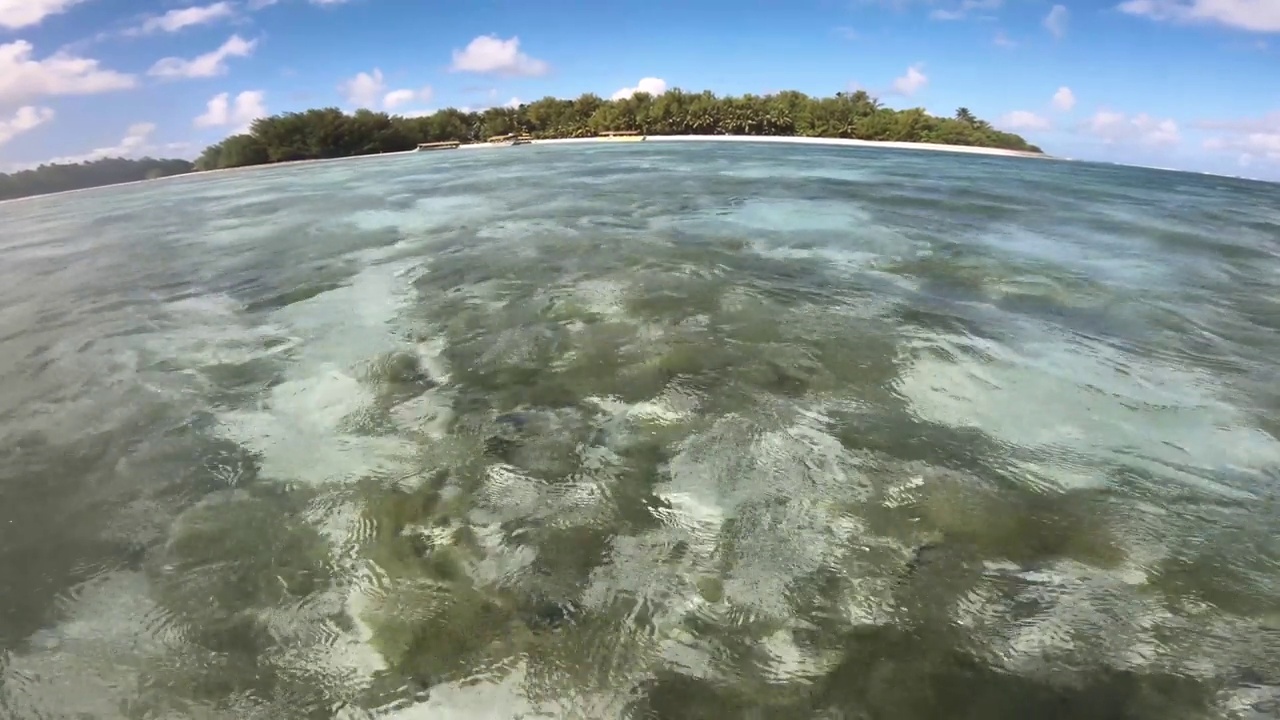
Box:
left=0, top=90, right=1041, bottom=200
left=195, top=89, right=1042, bottom=171
left=0, top=156, right=194, bottom=201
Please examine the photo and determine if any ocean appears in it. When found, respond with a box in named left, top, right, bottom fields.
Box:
left=1, top=141, right=1278, bottom=719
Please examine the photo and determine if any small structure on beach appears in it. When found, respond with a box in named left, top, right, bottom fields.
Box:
left=597, top=130, right=646, bottom=142
left=487, top=133, right=533, bottom=146
left=417, top=141, right=460, bottom=152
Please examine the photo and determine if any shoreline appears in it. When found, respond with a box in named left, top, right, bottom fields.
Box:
left=0, top=136, right=1049, bottom=207
left=521, top=134, right=1053, bottom=160
left=5, top=134, right=1267, bottom=206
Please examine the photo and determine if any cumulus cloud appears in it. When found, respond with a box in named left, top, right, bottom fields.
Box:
left=381, top=88, right=415, bottom=109
left=445, top=96, right=526, bottom=115
left=1198, top=111, right=1280, bottom=162
left=1044, top=4, right=1069, bottom=37
left=383, top=86, right=434, bottom=110
left=999, top=110, right=1052, bottom=130
left=43, top=122, right=159, bottom=165
left=194, top=90, right=266, bottom=133
left=449, top=35, right=548, bottom=77
left=1118, top=0, right=1280, bottom=32
left=339, top=68, right=434, bottom=111
left=930, top=0, right=1003, bottom=21
left=890, top=64, right=928, bottom=96
left=148, top=35, right=257, bottom=79
left=0, top=105, right=54, bottom=146
left=611, top=77, right=667, bottom=100
left=0, top=40, right=137, bottom=105
left=1052, top=86, right=1076, bottom=111
left=128, top=2, right=235, bottom=35
left=247, top=0, right=351, bottom=7
left=1085, top=109, right=1180, bottom=146
left=1195, top=111, right=1280, bottom=133
left=0, top=0, right=86, bottom=29
left=339, top=68, right=386, bottom=108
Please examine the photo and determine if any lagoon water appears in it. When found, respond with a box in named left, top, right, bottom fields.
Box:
left=1, top=142, right=1279, bottom=719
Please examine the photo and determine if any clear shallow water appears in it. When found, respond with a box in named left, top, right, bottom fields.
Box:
left=1, top=143, right=1279, bottom=719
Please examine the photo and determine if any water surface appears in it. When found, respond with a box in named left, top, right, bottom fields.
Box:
left=2, top=143, right=1279, bottom=719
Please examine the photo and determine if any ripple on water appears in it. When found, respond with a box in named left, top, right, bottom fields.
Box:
left=2, top=143, right=1279, bottom=719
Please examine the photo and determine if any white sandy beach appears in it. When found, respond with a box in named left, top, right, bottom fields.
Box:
left=2, top=135, right=1051, bottom=206
left=523, top=134, right=1052, bottom=159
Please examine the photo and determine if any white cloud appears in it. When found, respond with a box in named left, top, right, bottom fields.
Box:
left=382, top=86, right=432, bottom=110
left=1085, top=109, right=1180, bottom=146
left=1044, top=4, right=1069, bottom=37
left=1198, top=112, right=1280, bottom=161
left=129, top=2, right=235, bottom=35
left=994, top=31, right=1017, bottom=47
left=381, top=88, right=415, bottom=109
left=147, top=34, right=257, bottom=79
left=44, top=122, right=159, bottom=165
left=247, top=0, right=350, bottom=7
left=611, top=77, right=668, bottom=100
left=1195, top=111, right=1280, bottom=133
left=0, top=105, right=54, bottom=146
left=1052, top=86, right=1076, bottom=112
left=449, top=35, right=548, bottom=77
left=339, top=68, right=433, bottom=111
left=1000, top=110, right=1052, bottom=130
left=1204, top=134, right=1280, bottom=161
left=439, top=96, right=526, bottom=115
left=339, top=68, right=385, bottom=108
left=1117, top=0, right=1280, bottom=32
left=194, top=90, right=266, bottom=133
left=0, top=40, right=137, bottom=105
left=930, top=0, right=1003, bottom=20
left=890, top=64, right=928, bottom=96
left=0, top=0, right=86, bottom=29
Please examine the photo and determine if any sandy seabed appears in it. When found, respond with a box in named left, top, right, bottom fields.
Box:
left=0, top=135, right=1052, bottom=207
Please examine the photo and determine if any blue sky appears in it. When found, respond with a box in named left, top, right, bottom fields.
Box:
left=0, top=0, right=1277, bottom=178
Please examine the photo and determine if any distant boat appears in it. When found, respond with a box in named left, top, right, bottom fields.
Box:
left=598, top=130, right=646, bottom=142
left=416, top=141, right=460, bottom=152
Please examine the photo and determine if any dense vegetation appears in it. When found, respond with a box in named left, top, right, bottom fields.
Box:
left=1, top=90, right=1040, bottom=200
left=0, top=157, right=194, bottom=201
left=196, top=89, right=1040, bottom=170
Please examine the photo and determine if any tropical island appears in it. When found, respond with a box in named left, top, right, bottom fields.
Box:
left=0, top=157, right=194, bottom=202
left=0, top=89, right=1040, bottom=201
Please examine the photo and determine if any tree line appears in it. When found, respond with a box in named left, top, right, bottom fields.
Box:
left=1, top=89, right=1041, bottom=199
left=0, top=156, right=194, bottom=201
left=198, top=89, right=1040, bottom=170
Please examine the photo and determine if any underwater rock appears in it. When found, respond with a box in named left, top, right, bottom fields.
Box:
left=494, top=412, right=529, bottom=431
left=901, top=540, right=947, bottom=580
left=523, top=597, right=585, bottom=632
left=482, top=434, right=520, bottom=462
left=362, top=350, right=436, bottom=393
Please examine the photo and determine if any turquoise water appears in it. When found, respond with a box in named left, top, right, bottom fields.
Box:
left=1, top=142, right=1278, bottom=719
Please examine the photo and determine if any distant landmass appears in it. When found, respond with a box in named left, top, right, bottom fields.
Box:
left=2, top=90, right=1041, bottom=200
left=0, top=157, right=195, bottom=202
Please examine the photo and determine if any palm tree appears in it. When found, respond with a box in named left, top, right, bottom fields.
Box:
left=955, top=107, right=976, bottom=125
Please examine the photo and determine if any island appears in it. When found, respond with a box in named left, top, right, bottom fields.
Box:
left=0, top=157, right=194, bottom=202
left=0, top=89, right=1041, bottom=201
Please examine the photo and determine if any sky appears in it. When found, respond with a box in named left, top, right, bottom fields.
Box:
left=0, top=0, right=1277, bottom=179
